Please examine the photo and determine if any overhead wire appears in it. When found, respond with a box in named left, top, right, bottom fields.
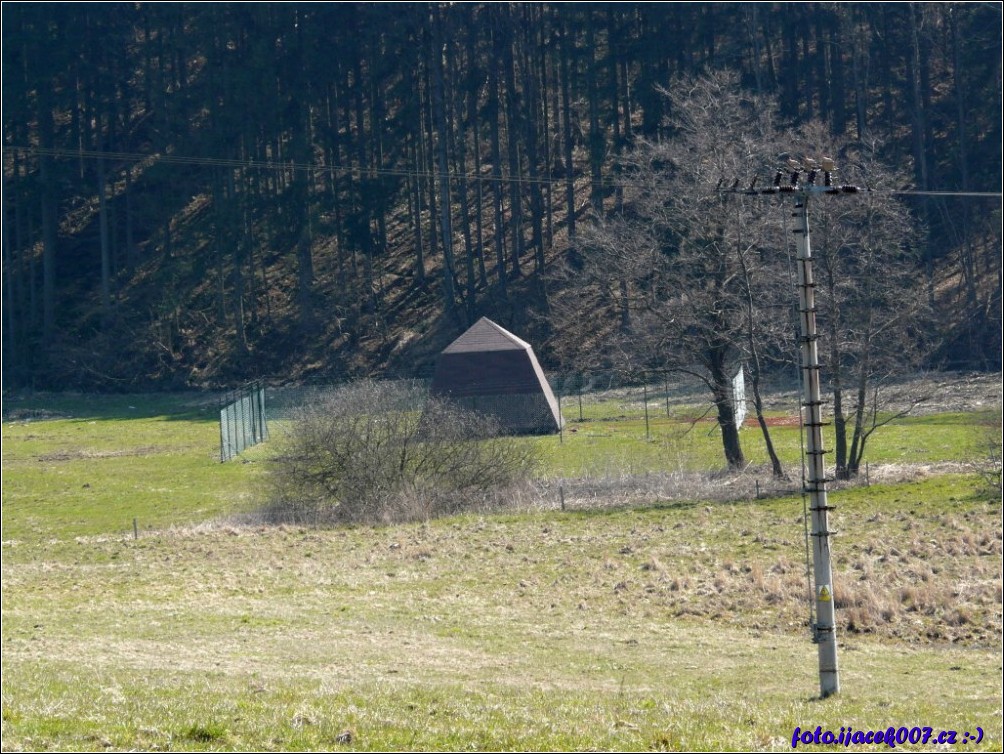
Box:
left=5, top=144, right=1002, bottom=199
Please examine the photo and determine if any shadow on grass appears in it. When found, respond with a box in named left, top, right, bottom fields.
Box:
left=2, top=391, right=223, bottom=424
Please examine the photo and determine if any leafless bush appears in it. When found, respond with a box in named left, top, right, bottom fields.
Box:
left=261, top=380, right=539, bottom=526
left=970, top=407, right=1002, bottom=499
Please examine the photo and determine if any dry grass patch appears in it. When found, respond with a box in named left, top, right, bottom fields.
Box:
left=3, top=477, right=1001, bottom=750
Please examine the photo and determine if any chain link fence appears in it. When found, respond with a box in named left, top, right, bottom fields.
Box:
left=220, top=368, right=778, bottom=475
left=263, top=379, right=430, bottom=425
left=261, top=372, right=705, bottom=424
left=549, top=369, right=752, bottom=434
left=219, top=380, right=269, bottom=462
left=216, top=367, right=822, bottom=515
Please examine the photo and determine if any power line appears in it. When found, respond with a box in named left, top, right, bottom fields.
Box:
left=890, top=190, right=1003, bottom=198
left=6, top=144, right=1002, bottom=199
left=3, top=144, right=568, bottom=189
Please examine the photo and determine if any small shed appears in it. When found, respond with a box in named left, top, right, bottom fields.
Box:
left=428, top=317, right=563, bottom=435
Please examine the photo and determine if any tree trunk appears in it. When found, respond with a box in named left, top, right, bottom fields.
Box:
left=781, top=6, right=800, bottom=119
left=585, top=13, right=604, bottom=216
left=409, top=134, right=426, bottom=285
left=907, top=8, right=935, bottom=306
left=823, top=260, right=850, bottom=479
left=98, top=156, right=112, bottom=320
left=737, top=243, right=784, bottom=479
left=124, top=165, right=137, bottom=273
left=38, top=88, right=57, bottom=344
left=447, top=27, right=476, bottom=321
left=520, top=10, right=545, bottom=274
left=828, top=18, right=846, bottom=135
left=489, top=15, right=508, bottom=296
left=832, top=379, right=849, bottom=479
left=543, top=17, right=557, bottom=249
left=849, top=8, right=868, bottom=140
left=297, top=209, right=314, bottom=332
left=430, top=9, right=457, bottom=318
left=560, top=23, right=576, bottom=239
left=709, top=347, right=745, bottom=470
left=464, top=16, right=488, bottom=289
left=421, top=55, right=440, bottom=279
left=500, top=6, right=524, bottom=279
left=2, top=185, right=20, bottom=373
left=846, top=349, right=871, bottom=478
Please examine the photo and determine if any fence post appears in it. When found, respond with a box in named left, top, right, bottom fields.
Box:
left=251, top=382, right=258, bottom=444
left=227, top=392, right=234, bottom=461
left=219, top=393, right=226, bottom=463
left=578, top=376, right=584, bottom=422
left=242, top=387, right=250, bottom=453
left=253, top=381, right=262, bottom=443
left=261, top=382, right=269, bottom=441
left=558, top=393, right=564, bottom=444
left=229, top=392, right=237, bottom=459
left=643, top=383, right=650, bottom=441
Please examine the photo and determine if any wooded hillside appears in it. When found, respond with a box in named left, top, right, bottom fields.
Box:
left=3, top=2, right=1001, bottom=389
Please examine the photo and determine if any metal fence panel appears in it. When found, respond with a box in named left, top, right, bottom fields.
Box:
left=219, top=368, right=774, bottom=464
left=219, top=381, right=268, bottom=462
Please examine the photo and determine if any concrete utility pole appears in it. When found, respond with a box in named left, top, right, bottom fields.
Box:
left=791, top=182, right=839, bottom=698
left=727, top=157, right=861, bottom=698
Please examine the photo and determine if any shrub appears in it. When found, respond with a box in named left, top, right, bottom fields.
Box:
left=971, top=408, right=1002, bottom=499
left=262, top=380, right=539, bottom=525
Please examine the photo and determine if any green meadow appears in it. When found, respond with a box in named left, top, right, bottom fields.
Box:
left=2, top=382, right=1000, bottom=751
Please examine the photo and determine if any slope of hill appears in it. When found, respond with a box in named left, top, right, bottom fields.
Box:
left=3, top=3, right=1000, bottom=390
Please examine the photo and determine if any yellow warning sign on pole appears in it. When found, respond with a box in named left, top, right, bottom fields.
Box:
left=817, top=585, right=832, bottom=602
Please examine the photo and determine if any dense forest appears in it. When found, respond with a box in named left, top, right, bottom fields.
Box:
left=2, top=2, right=1001, bottom=390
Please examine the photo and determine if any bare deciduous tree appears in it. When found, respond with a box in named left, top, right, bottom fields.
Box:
left=797, top=129, right=932, bottom=479
left=552, top=71, right=789, bottom=472
left=552, top=71, right=930, bottom=478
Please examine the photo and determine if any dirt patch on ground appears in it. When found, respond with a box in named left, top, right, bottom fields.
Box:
left=35, top=446, right=170, bottom=462
left=748, top=415, right=801, bottom=427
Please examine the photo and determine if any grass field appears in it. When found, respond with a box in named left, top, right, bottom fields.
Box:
left=2, top=380, right=1001, bottom=751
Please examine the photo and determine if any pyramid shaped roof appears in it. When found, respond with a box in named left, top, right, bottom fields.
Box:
left=428, top=317, right=562, bottom=435
left=442, top=317, right=532, bottom=354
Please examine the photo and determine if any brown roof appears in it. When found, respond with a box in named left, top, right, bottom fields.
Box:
left=441, top=317, right=533, bottom=354
left=429, top=318, right=562, bottom=434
